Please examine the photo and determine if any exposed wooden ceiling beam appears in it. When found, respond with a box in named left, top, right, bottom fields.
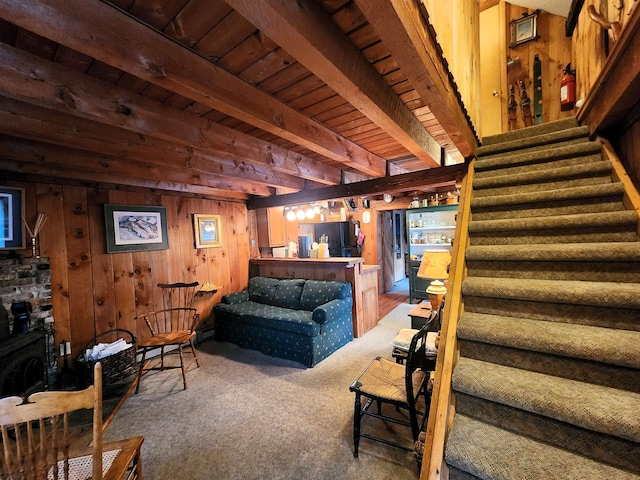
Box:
left=226, top=0, right=441, bottom=168
left=0, top=0, right=386, bottom=177
left=479, top=0, right=500, bottom=12
left=0, top=97, right=303, bottom=192
left=356, top=0, right=478, bottom=158
left=0, top=134, right=274, bottom=197
left=0, top=43, right=338, bottom=187
left=246, top=163, right=466, bottom=210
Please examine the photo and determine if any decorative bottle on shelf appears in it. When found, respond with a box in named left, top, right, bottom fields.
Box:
left=417, top=214, right=423, bottom=228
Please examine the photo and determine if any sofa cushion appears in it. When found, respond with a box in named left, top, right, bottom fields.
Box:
left=248, top=276, right=281, bottom=304
left=248, top=277, right=305, bottom=310
left=300, top=280, right=351, bottom=311
left=215, top=301, right=319, bottom=336
left=271, top=279, right=306, bottom=310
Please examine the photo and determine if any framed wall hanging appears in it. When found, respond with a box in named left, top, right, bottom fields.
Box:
left=193, top=214, right=222, bottom=248
left=510, top=10, right=540, bottom=47
left=104, top=204, right=169, bottom=253
left=0, top=187, right=25, bottom=250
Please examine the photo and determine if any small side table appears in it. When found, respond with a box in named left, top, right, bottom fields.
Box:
left=408, top=302, right=432, bottom=330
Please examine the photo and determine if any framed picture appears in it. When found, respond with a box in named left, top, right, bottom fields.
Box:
left=510, top=11, right=539, bottom=47
left=0, top=187, right=25, bottom=250
left=104, top=204, right=169, bottom=253
left=193, top=214, right=222, bottom=248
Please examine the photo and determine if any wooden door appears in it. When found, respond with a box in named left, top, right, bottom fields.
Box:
left=479, top=5, right=503, bottom=137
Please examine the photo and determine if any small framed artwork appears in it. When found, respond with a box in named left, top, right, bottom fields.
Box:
left=0, top=186, right=25, bottom=250
left=510, top=10, right=539, bottom=47
left=104, top=204, right=169, bottom=253
left=193, top=214, right=222, bottom=248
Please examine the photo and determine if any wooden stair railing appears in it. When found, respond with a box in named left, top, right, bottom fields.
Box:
left=420, top=160, right=474, bottom=480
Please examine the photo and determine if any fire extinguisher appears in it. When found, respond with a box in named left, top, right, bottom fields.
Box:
left=560, top=63, right=576, bottom=111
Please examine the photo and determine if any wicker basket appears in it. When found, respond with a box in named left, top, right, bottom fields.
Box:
left=76, top=329, right=137, bottom=387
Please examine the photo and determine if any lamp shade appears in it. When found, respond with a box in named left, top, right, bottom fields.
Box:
left=417, top=250, right=451, bottom=280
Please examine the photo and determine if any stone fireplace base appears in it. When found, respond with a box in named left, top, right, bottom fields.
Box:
left=0, top=255, right=53, bottom=395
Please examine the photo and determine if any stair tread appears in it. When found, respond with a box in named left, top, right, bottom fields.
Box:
left=446, top=414, right=640, bottom=480
left=465, top=242, right=640, bottom=261
left=477, top=125, right=591, bottom=157
left=476, top=140, right=600, bottom=170
left=473, top=161, right=612, bottom=190
left=471, top=182, right=624, bottom=208
left=481, top=117, right=579, bottom=146
left=468, top=210, right=638, bottom=232
left=458, top=312, right=640, bottom=369
left=452, top=358, right=640, bottom=442
left=462, top=276, right=640, bottom=309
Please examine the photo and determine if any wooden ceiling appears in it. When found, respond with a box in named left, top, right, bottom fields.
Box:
left=0, top=0, right=477, bottom=205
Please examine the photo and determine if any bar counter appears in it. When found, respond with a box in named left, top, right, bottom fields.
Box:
left=249, top=257, right=380, bottom=337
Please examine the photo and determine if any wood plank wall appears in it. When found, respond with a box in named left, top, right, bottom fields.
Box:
left=573, top=0, right=636, bottom=104
left=5, top=180, right=247, bottom=360
left=572, top=0, right=640, bottom=190
left=500, top=4, right=574, bottom=132
left=423, top=0, right=482, bottom=140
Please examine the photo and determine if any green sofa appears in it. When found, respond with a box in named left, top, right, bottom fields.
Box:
left=213, top=276, right=353, bottom=367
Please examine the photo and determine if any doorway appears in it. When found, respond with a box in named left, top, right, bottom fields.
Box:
left=393, top=210, right=406, bottom=283
left=380, top=209, right=407, bottom=294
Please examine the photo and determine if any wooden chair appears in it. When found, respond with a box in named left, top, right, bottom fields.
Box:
left=349, top=324, right=430, bottom=458
left=134, top=282, right=200, bottom=393
left=0, top=363, right=143, bottom=479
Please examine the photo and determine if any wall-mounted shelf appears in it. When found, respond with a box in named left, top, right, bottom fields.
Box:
left=198, top=283, right=221, bottom=294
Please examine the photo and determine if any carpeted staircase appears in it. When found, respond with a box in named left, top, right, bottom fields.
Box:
left=444, top=118, right=640, bottom=479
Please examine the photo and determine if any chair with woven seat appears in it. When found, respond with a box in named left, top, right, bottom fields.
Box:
left=0, top=362, right=143, bottom=479
left=349, top=324, right=430, bottom=458
left=134, top=281, right=200, bottom=393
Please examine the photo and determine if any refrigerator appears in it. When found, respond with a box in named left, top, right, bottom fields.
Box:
left=303, top=221, right=358, bottom=257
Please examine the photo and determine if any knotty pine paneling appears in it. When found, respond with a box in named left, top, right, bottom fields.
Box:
left=423, top=0, right=481, bottom=137
left=572, top=0, right=636, bottom=105
left=4, top=181, right=247, bottom=360
left=501, top=4, right=574, bottom=131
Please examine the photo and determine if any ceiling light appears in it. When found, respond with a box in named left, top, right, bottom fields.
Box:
left=305, top=207, right=315, bottom=219
left=286, top=209, right=297, bottom=221
left=296, top=208, right=306, bottom=221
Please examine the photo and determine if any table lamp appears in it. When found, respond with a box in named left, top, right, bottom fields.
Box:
left=417, top=250, right=451, bottom=311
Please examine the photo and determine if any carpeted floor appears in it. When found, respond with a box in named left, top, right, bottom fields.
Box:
left=104, top=302, right=423, bottom=480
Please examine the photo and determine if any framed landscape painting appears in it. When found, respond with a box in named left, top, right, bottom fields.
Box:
left=0, top=187, right=25, bottom=250
left=104, top=204, right=169, bottom=253
left=193, top=214, right=222, bottom=248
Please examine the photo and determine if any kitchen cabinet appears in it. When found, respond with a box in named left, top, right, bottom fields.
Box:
left=256, top=207, right=287, bottom=247
left=406, top=204, right=458, bottom=303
